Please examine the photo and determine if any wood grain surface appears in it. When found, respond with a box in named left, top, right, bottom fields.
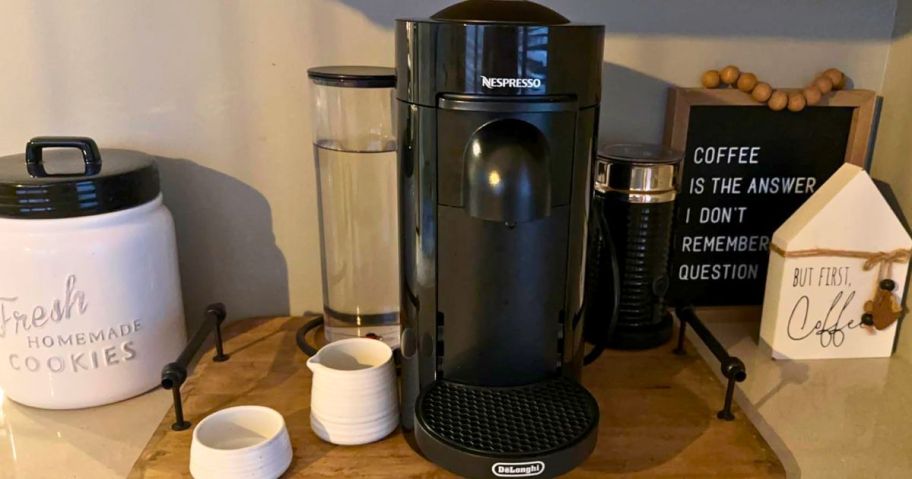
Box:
left=130, top=317, right=784, bottom=478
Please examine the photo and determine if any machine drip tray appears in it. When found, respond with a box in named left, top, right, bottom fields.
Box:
left=414, top=377, right=599, bottom=478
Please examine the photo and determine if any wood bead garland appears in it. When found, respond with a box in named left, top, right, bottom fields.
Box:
left=814, top=76, right=834, bottom=95
left=701, top=70, right=721, bottom=88
left=824, top=68, right=845, bottom=89
left=699, top=66, right=846, bottom=112
left=768, top=91, right=788, bottom=111
left=787, top=92, right=806, bottom=112
left=803, top=86, right=822, bottom=106
left=720, top=65, right=741, bottom=85
left=751, top=82, right=773, bottom=102
left=736, top=72, right=758, bottom=93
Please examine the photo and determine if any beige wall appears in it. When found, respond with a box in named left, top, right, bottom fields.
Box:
left=872, top=0, right=912, bottom=358
left=0, top=0, right=900, bottom=329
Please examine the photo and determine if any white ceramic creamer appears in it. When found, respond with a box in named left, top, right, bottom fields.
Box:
left=307, top=338, right=399, bottom=445
left=0, top=137, right=186, bottom=409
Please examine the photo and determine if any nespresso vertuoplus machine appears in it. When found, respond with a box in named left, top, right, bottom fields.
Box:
left=395, top=1, right=605, bottom=477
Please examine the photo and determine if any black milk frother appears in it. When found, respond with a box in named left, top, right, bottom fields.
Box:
left=584, top=144, right=683, bottom=352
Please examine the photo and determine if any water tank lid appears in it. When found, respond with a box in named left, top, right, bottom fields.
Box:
left=307, top=66, right=396, bottom=88
left=431, top=0, right=570, bottom=24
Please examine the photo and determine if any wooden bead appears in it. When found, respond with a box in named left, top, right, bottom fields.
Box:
left=835, top=77, right=846, bottom=90
left=803, top=86, right=822, bottom=106
left=752, top=82, right=773, bottom=102
left=768, top=90, right=788, bottom=111
left=834, top=76, right=846, bottom=90
left=787, top=93, right=807, bottom=112
left=736, top=73, right=758, bottom=93
left=814, top=76, right=834, bottom=95
left=720, top=65, right=741, bottom=85
left=701, top=70, right=721, bottom=88
left=823, top=68, right=845, bottom=90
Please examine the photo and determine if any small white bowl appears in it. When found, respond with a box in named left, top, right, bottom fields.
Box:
left=190, top=406, right=292, bottom=479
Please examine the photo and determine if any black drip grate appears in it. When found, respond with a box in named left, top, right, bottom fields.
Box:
left=416, top=377, right=598, bottom=456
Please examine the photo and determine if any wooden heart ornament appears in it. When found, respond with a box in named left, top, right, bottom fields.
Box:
left=862, top=279, right=903, bottom=331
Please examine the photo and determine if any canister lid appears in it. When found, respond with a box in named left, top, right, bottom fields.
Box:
left=432, top=0, right=570, bottom=24
left=0, top=137, right=160, bottom=219
left=307, top=66, right=396, bottom=88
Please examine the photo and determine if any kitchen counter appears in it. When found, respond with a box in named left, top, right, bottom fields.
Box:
left=689, top=310, right=912, bottom=479
left=3, top=312, right=910, bottom=477
left=0, top=385, right=172, bottom=478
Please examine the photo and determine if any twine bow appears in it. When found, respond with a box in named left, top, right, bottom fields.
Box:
left=769, top=244, right=911, bottom=271
left=860, top=249, right=912, bottom=271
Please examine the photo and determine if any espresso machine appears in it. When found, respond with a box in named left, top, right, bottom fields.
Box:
left=396, top=1, right=605, bottom=477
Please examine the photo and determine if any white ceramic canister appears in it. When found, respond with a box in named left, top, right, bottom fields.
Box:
left=0, top=137, right=186, bottom=409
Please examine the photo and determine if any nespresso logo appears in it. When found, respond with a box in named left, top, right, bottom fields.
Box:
left=481, top=76, right=542, bottom=89
left=492, top=461, right=546, bottom=477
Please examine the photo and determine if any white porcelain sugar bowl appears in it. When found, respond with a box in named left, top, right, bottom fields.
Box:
left=0, top=137, right=186, bottom=409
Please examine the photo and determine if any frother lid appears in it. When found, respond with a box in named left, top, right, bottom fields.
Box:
left=596, top=143, right=681, bottom=201
left=307, top=66, right=396, bottom=88
left=598, top=143, right=683, bottom=165
left=432, top=0, right=570, bottom=24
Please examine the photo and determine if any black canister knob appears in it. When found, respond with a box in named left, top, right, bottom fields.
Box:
left=25, top=136, right=102, bottom=177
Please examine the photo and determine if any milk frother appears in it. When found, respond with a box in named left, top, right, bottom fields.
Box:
left=584, top=144, right=683, bottom=351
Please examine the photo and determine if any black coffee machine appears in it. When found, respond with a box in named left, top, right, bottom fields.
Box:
left=396, top=1, right=605, bottom=477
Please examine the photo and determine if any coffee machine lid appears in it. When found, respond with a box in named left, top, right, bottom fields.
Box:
left=431, top=0, right=570, bottom=24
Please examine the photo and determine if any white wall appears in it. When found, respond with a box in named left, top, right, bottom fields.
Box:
left=0, top=0, right=899, bottom=329
left=872, top=0, right=912, bottom=358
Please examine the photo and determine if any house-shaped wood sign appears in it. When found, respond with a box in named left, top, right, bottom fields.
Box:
left=760, top=164, right=911, bottom=359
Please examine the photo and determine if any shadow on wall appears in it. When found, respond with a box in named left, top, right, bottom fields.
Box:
left=338, top=0, right=900, bottom=39
left=154, top=157, right=290, bottom=332
left=335, top=0, right=896, bottom=143
left=599, top=62, right=672, bottom=145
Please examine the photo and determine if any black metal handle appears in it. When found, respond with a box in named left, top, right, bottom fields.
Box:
left=673, top=305, right=747, bottom=421
left=161, top=303, right=230, bottom=431
left=296, top=316, right=325, bottom=357
left=25, top=136, right=102, bottom=177
left=583, top=197, right=621, bottom=365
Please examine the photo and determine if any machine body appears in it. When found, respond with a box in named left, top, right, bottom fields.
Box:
left=396, top=1, right=605, bottom=477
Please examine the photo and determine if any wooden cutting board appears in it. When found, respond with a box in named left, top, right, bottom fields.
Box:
left=130, top=317, right=784, bottom=478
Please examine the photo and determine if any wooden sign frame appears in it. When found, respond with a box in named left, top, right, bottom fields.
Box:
left=664, top=88, right=876, bottom=167
left=663, top=88, right=877, bottom=320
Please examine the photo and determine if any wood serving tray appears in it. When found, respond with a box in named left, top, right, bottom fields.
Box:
left=130, top=317, right=784, bottom=478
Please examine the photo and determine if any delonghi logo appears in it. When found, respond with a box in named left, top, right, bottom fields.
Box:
left=492, top=461, right=546, bottom=477
left=481, top=76, right=542, bottom=89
